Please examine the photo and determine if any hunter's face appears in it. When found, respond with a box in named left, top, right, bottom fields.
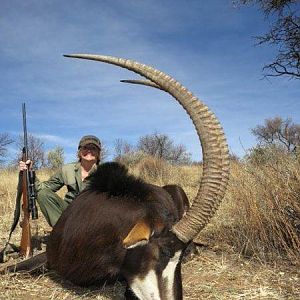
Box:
left=80, top=144, right=100, bottom=162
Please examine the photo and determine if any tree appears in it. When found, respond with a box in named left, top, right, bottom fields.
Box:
left=137, top=132, right=192, bottom=165
left=251, top=116, right=300, bottom=152
left=114, top=138, right=135, bottom=161
left=237, top=0, right=300, bottom=79
left=0, top=133, right=14, bottom=165
left=16, top=134, right=46, bottom=169
left=47, top=146, right=64, bottom=170
left=99, top=143, right=109, bottom=162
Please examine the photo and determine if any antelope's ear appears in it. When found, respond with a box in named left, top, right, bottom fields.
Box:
left=123, top=220, right=151, bottom=249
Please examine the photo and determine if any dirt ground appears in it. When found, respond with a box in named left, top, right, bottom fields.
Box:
left=0, top=245, right=299, bottom=300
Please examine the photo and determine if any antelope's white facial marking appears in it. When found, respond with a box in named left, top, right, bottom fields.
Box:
left=129, top=250, right=182, bottom=300
left=125, top=240, right=149, bottom=249
left=130, top=270, right=160, bottom=300
left=162, top=250, right=182, bottom=299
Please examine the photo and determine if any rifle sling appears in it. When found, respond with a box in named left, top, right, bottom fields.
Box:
left=0, top=173, right=23, bottom=263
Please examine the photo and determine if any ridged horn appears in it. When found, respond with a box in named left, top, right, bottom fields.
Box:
left=120, top=79, right=163, bottom=90
left=64, top=54, right=230, bottom=243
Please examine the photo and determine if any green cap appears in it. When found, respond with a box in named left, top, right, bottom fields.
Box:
left=78, top=135, right=101, bottom=150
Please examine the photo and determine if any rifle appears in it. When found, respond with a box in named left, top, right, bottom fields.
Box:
left=0, top=104, right=39, bottom=264
left=0, top=103, right=39, bottom=262
left=19, top=103, right=38, bottom=258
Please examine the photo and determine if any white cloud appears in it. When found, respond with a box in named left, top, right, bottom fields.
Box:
left=33, top=133, right=77, bottom=148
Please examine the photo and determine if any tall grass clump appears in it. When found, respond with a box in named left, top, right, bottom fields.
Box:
left=0, top=168, right=59, bottom=244
left=0, top=168, right=19, bottom=235
left=203, top=149, right=300, bottom=263
left=132, top=155, right=200, bottom=200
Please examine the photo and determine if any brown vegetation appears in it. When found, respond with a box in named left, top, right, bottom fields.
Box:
left=0, top=150, right=300, bottom=299
left=203, top=152, right=300, bottom=263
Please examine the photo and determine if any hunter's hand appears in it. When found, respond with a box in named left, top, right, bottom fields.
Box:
left=19, top=160, right=32, bottom=171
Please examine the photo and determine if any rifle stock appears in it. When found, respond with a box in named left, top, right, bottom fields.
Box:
left=19, top=160, right=32, bottom=258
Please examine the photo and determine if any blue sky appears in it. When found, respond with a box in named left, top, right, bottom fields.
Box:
left=1, top=0, right=299, bottom=163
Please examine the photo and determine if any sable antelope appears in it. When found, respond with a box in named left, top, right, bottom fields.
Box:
left=6, top=55, right=230, bottom=300
left=47, top=162, right=190, bottom=297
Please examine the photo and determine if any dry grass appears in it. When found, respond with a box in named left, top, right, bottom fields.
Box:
left=202, top=153, right=300, bottom=264
left=183, top=248, right=300, bottom=300
left=0, top=249, right=299, bottom=299
left=1, top=153, right=300, bottom=299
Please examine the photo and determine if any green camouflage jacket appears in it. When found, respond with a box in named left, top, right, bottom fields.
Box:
left=36, top=162, right=97, bottom=204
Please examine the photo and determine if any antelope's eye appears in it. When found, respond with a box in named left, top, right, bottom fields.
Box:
left=161, top=247, right=172, bottom=258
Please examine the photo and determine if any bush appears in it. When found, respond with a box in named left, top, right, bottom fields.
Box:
left=136, top=156, right=171, bottom=185
left=47, top=146, right=64, bottom=170
left=203, top=150, right=300, bottom=262
left=114, top=151, right=148, bottom=168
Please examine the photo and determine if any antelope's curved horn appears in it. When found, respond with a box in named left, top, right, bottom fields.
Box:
left=120, top=79, right=162, bottom=90
left=64, top=54, right=230, bottom=243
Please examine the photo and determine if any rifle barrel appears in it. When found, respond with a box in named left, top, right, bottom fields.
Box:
left=22, top=103, right=28, bottom=161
